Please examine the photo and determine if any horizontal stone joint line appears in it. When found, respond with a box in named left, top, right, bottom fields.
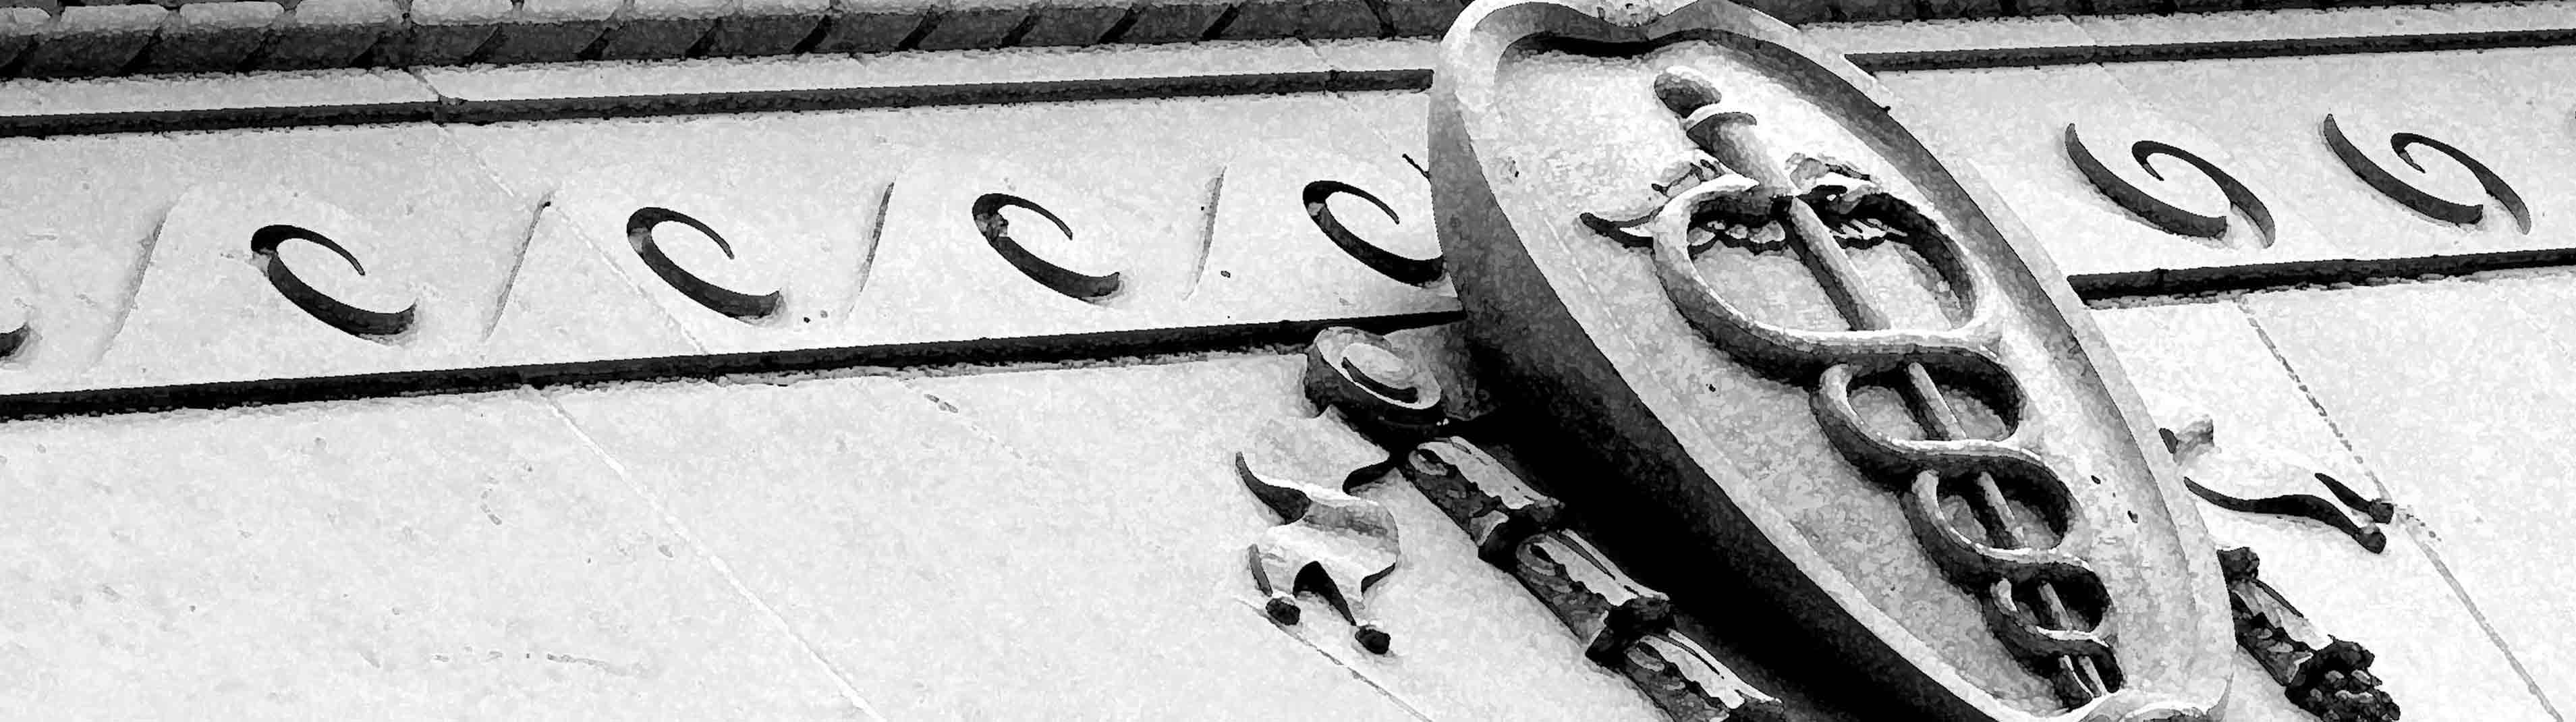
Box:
left=536, top=393, right=891, bottom=722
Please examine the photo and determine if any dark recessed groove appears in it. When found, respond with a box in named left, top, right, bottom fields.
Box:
left=0, top=312, right=1463, bottom=422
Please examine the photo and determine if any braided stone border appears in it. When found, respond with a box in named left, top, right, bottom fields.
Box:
left=0, top=0, right=2525, bottom=79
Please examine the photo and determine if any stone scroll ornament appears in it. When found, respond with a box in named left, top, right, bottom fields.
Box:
left=1434, top=1, right=2235, bottom=720
left=1287, top=326, right=1790, bottom=720
left=2321, top=115, right=2530, bottom=233
left=2149, top=394, right=2398, bottom=553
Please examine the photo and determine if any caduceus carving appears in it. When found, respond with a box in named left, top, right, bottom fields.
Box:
left=1584, top=66, right=2126, bottom=706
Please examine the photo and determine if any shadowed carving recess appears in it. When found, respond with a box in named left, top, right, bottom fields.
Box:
left=2065, top=124, right=2274, bottom=247
left=972, top=192, right=1125, bottom=301
left=2220, top=547, right=2400, bottom=722
left=250, top=224, right=418, bottom=337
left=1586, top=66, right=2125, bottom=708
left=625, top=206, right=784, bottom=319
left=2150, top=394, right=2397, bottom=553
left=2322, top=115, right=2530, bottom=233
left=1305, top=180, right=1445, bottom=285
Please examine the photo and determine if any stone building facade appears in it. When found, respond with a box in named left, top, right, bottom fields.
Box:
left=0, top=0, right=2563, bottom=719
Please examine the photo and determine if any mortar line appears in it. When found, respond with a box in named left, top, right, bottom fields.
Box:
left=533, top=391, right=889, bottom=722
left=2233, top=298, right=2566, bottom=721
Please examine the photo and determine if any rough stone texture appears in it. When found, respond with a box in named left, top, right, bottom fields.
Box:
left=544, top=375, right=1443, bottom=721
left=2092, top=300, right=2558, bottom=721
left=591, top=0, right=729, bottom=59
left=800, top=0, right=923, bottom=53
left=2100, top=52, right=2573, bottom=261
left=2245, top=273, right=2576, bottom=709
left=908, top=0, right=1023, bottom=51
left=0, top=391, right=867, bottom=718
left=0, top=126, right=528, bottom=393
left=0, top=7, right=47, bottom=70
left=1218, top=0, right=1380, bottom=40
left=1111, top=0, right=1225, bottom=43
left=16, top=4, right=164, bottom=78
left=1378, top=0, right=1460, bottom=38
left=698, top=0, right=825, bottom=56
left=478, top=0, right=619, bottom=63
left=246, top=0, right=400, bottom=70
left=1010, top=0, right=1124, bottom=47
left=0, top=68, right=436, bottom=134
left=481, top=208, right=702, bottom=367
left=131, top=0, right=279, bottom=73
left=1829, top=0, right=1912, bottom=22
left=906, top=357, right=1674, bottom=721
left=373, top=0, right=507, bottom=66
left=1734, top=0, right=1826, bottom=24
left=1915, top=0, right=2000, bottom=20
left=1876, top=63, right=2347, bottom=290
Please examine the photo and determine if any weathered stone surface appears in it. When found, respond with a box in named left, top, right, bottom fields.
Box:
left=698, top=0, right=826, bottom=56
left=478, top=0, right=619, bottom=63
left=544, top=374, right=1438, bottom=721
left=2244, top=274, right=2576, bottom=709
left=0, top=126, right=528, bottom=394
left=591, top=0, right=728, bottom=60
left=1011, top=0, right=1123, bottom=46
left=1111, top=0, right=1224, bottom=43
left=1378, top=0, right=1459, bottom=37
left=2092, top=299, right=2557, bottom=721
left=1217, top=0, right=1378, bottom=40
left=0, top=391, right=863, bottom=718
left=132, top=0, right=279, bottom=73
left=480, top=208, right=702, bottom=368
left=906, top=356, right=1672, bottom=721
left=0, top=68, right=435, bottom=135
left=801, top=0, right=923, bottom=52
left=246, top=0, right=401, bottom=70
left=1828, top=0, right=1911, bottom=22
left=0, top=8, right=56, bottom=72
left=1876, top=63, right=2347, bottom=291
left=16, top=4, right=163, bottom=78
left=374, top=0, right=506, bottom=66
left=910, top=0, right=1019, bottom=50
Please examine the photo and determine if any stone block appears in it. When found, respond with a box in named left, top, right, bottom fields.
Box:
left=592, top=0, right=727, bottom=59
left=1011, top=0, right=1125, bottom=47
left=478, top=0, right=619, bottom=63
left=544, top=376, right=1452, bottom=722
left=1, top=0, right=60, bottom=16
left=2243, top=277, right=2576, bottom=707
left=132, top=1, right=279, bottom=73
left=1111, top=0, right=1223, bottom=43
left=697, top=0, right=824, bottom=56
left=0, top=393, right=866, bottom=717
left=1916, top=0, right=2000, bottom=19
left=1378, top=0, right=1458, bottom=36
left=1828, top=0, right=1911, bottom=22
left=1218, top=0, right=1379, bottom=40
left=1733, top=0, right=1824, bottom=24
left=373, top=0, right=505, bottom=66
left=246, top=0, right=397, bottom=70
left=802, top=0, right=924, bottom=53
left=910, top=0, right=1018, bottom=51
left=0, top=7, right=44, bottom=71
left=15, top=3, right=163, bottom=78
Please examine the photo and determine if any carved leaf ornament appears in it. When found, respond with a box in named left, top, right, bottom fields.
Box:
left=1434, top=1, right=2233, bottom=720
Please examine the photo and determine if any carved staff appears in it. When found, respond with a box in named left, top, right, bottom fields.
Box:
left=1652, top=67, right=2112, bottom=700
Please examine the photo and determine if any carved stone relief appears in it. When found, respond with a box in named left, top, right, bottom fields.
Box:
left=1259, top=325, right=1789, bottom=720
left=1434, top=1, right=2234, bottom=719
left=2220, top=547, right=2399, bottom=722
left=2148, top=393, right=2397, bottom=553
left=2321, top=115, right=2529, bottom=233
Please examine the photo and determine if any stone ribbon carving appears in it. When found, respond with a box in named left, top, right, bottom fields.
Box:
left=2220, top=547, right=2399, bottom=722
left=1286, top=325, right=1788, bottom=721
left=1588, top=65, right=2121, bottom=705
left=2150, top=393, right=2397, bottom=553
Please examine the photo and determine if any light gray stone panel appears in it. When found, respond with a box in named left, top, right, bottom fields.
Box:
left=542, top=374, right=1432, bottom=722
left=0, top=391, right=861, bottom=718
left=2245, top=273, right=2576, bottom=709
left=2092, top=300, right=2558, bottom=722
left=905, top=354, right=1672, bottom=722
